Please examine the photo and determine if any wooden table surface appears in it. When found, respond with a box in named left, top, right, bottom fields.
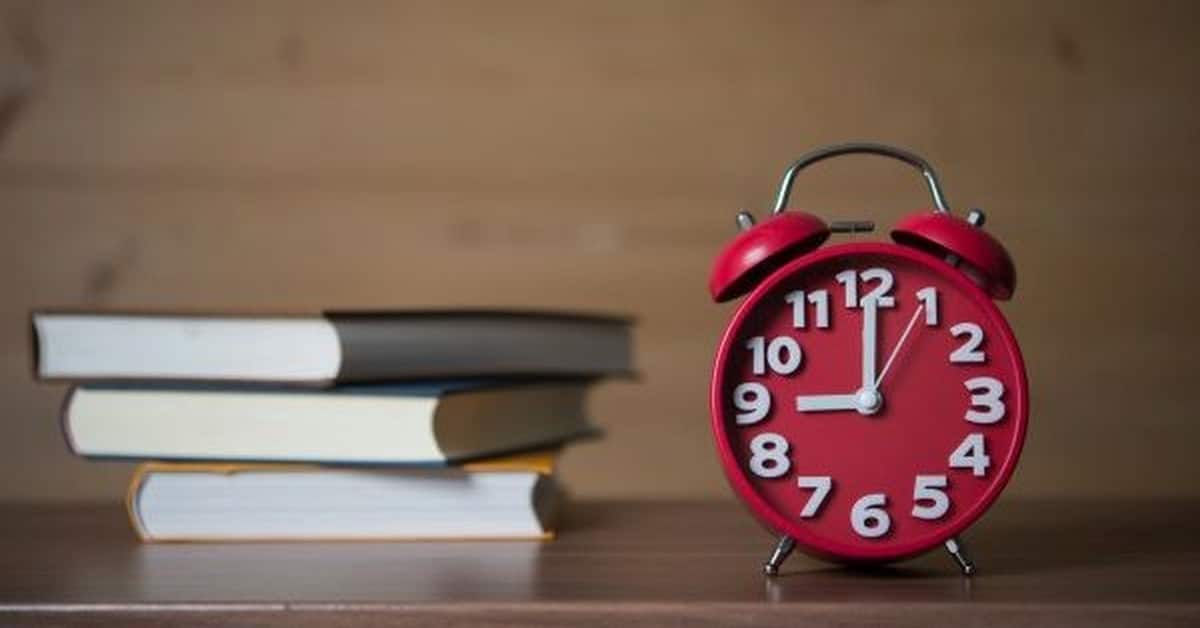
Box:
left=0, top=499, right=1197, bottom=626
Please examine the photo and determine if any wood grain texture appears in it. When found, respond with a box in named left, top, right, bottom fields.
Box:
left=1, top=1, right=1199, bottom=502
left=0, top=499, right=1197, bottom=626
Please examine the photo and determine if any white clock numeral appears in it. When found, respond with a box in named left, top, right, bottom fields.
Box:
left=748, top=433, right=791, bottom=478
left=964, top=376, right=1005, bottom=424
left=949, top=322, right=986, bottom=363
left=746, top=336, right=803, bottom=376
left=797, top=476, right=832, bottom=518
left=850, top=493, right=890, bottom=538
left=836, top=268, right=896, bottom=308
left=835, top=269, right=858, bottom=308
left=785, top=289, right=830, bottom=329
left=949, top=433, right=991, bottom=477
left=859, top=268, right=896, bottom=308
left=916, top=286, right=939, bottom=326
left=747, top=336, right=765, bottom=373
left=911, top=475, right=950, bottom=520
left=732, top=382, right=771, bottom=425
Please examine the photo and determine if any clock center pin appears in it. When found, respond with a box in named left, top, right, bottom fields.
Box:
left=854, top=388, right=883, bottom=415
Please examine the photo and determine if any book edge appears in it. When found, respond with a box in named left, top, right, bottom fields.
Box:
left=125, top=464, right=151, bottom=542
left=58, top=387, right=80, bottom=456
left=129, top=449, right=559, bottom=476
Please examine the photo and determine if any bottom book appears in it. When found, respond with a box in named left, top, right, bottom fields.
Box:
left=126, top=451, right=560, bottom=542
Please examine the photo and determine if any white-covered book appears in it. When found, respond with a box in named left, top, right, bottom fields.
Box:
left=126, top=452, right=559, bottom=541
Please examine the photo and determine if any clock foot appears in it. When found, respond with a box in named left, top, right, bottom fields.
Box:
left=763, top=535, right=796, bottom=577
left=945, top=536, right=976, bottom=576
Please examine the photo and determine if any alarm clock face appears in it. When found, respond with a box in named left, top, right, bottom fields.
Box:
left=711, top=242, right=1027, bottom=562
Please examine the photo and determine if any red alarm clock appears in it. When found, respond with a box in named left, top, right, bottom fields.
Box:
left=709, top=144, right=1027, bottom=576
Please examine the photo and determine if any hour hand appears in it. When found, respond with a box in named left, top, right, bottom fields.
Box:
left=795, top=394, right=859, bottom=412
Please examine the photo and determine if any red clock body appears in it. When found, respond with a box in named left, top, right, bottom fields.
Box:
left=711, top=241, right=1028, bottom=563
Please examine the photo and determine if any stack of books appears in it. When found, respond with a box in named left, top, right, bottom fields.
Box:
left=32, top=310, right=633, bottom=542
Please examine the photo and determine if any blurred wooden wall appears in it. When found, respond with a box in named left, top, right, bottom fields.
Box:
left=1, top=0, right=1198, bottom=501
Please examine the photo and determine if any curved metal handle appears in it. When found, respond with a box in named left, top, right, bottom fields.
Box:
left=772, top=143, right=951, bottom=215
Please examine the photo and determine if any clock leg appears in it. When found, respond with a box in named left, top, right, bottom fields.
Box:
left=763, top=535, right=796, bottom=577
left=945, top=536, right=976, bottom=576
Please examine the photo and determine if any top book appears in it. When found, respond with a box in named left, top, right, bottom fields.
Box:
left=32, top=310, right=633, bottom=385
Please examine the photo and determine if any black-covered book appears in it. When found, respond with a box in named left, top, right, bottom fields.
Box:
left=32, top=310, right=633, bottom=385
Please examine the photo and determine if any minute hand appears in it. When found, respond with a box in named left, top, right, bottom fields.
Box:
left=861, top=297, right=879, bottom=390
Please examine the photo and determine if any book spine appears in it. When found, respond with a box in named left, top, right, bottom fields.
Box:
left=327, top=314, right=415, bottom=382
left=58, top=387, right=80, bottom=456
left=28, top=311, right=41, bottom=381
left=124, top=465, right=151, bottom=542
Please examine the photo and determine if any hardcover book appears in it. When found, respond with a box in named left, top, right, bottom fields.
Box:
left=33, top=310, right=633, bottom=385
left=126, top=451, right=560, bottom=541
left=63, top=380, right=594, bottom=465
